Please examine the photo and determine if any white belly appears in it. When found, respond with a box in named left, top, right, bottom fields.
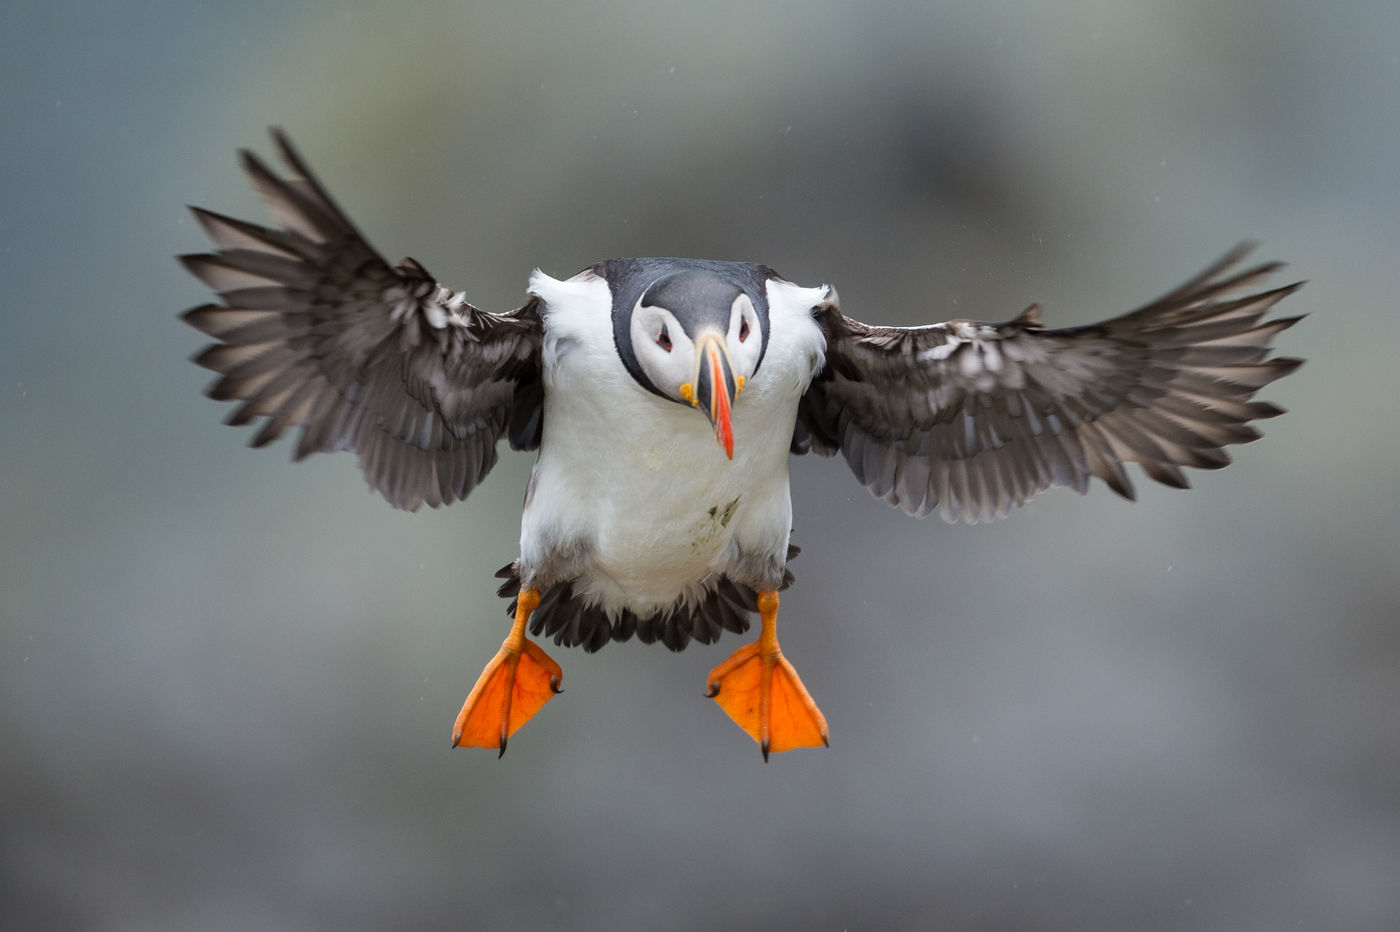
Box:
left=519, top=377, right=796, bottom=612
left=517, top=267, right=827, bottom=615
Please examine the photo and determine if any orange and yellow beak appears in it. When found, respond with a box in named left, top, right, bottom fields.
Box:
left=680, top=333, right=743, bottom=459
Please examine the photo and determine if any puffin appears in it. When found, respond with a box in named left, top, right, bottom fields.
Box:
left=180, top=131, right=1303, bottom=759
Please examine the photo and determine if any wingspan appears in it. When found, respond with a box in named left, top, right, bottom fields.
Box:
left=180, top=130, right=543, bottom=511
left=796, top=244, right=1304, bottom=523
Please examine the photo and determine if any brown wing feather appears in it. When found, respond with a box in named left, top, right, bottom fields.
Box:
left=180, top=130, right=542, bottom=511
left=798, top=244, right=1304, bottom=523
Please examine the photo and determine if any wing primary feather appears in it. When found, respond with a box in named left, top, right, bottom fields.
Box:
left=799, top=244, right=1302, bottom=519
left=182, top=131, right=542, bottom=511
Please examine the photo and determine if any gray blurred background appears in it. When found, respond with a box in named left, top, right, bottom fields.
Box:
left=2, top=1, right=1397, bottom=928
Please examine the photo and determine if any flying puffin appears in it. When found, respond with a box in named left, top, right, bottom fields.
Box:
left=181, top=131, right=1304, bottom=759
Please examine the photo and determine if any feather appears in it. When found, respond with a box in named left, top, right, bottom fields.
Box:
left=797, top=243, right=1303, bottom=522
left=180, top=131, right=543, bottom=512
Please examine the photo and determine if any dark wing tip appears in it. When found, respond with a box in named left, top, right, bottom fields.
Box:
left=175, top=251, right=213, bottom=279
left=237, top=146, right=267, bottom=177
left=270, top=126, right=308, bottom=176
left=1013, top=302, right=1042, bottom=326
left=186, top=204, right=229, bottom=232
left=180, top=303, right=228, bottom=336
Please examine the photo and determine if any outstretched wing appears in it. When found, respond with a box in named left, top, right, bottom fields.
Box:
left=180, top=130, right=543, bottom=512
left=796, top=244, right=1304, bottom=523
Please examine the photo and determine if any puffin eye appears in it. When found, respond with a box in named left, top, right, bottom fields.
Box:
left=739, top=318, right=751, bottom=342
left=657, top=325, right=673, bottom=352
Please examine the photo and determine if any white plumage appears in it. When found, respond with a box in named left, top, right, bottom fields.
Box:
left=181, top=131, right=1303, bottom=757
left=522, top=269, right=827, bottom=615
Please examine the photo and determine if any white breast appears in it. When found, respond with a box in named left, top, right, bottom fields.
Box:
left=518, top=269, right=827, bottom=616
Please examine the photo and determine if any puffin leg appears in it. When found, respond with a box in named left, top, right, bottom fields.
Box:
left=705, top=589, right=829, bottom=760
left=451, top=588, right=562, bottom=757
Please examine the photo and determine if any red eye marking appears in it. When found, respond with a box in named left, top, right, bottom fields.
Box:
left=739, top=318, right=750, bottom=342
left=657, top=326, right=672, bottom=352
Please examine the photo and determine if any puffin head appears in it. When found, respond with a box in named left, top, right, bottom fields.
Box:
left=615, top=262, right=769, bottom=459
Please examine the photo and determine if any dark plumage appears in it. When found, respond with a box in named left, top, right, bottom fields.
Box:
left=795, top=245, right=1304, bottom=522
left=180, top=130, right=1304, bottom=757
left=181, top=134, right=543, bottom=512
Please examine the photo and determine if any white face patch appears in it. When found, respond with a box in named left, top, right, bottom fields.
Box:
left=630, top=300, right=695, bottom=399
left=629, top=293, right=764, bottom=403
left=725, top=294, right=763, bottom=383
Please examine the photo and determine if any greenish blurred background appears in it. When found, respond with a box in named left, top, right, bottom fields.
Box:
left=3, top=1, right=1397, bottom=928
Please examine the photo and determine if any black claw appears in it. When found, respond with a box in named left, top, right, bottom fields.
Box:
left=497, top=734, right=508, bottom=759
left=761, top=740, right=770, bottom=763
left=705, top=683, right=720, bottom=698
left=550, top=676, right=564, bottom=694
left=822, top=734, right=830, bottom=748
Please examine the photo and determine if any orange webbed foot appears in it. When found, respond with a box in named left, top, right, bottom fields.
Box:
left=451, top=589, right=561, bottom=756
left=705, top=590, right=829, bottom=760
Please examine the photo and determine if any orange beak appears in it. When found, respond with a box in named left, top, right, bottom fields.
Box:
left=691, top=333, right=738, bottom=459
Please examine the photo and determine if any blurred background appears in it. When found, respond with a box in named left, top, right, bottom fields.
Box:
left=2, top=1, right=1397, bottom=928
